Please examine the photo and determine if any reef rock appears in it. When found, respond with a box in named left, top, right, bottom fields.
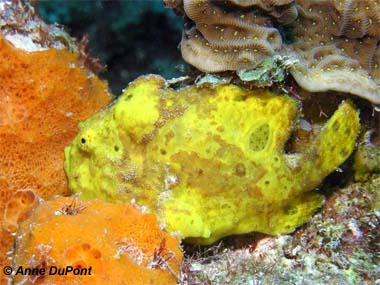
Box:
left=64, top=75, right=360, bottom=244
left=165, top=0, right=380, bottom=103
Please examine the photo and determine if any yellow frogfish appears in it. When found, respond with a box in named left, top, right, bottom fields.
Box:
left=64, top=75, right=359, bottom=244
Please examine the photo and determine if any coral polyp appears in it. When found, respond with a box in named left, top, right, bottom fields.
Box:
left=64, top=75, right=360, bottom=244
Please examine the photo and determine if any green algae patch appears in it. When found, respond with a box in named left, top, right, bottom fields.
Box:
left=64, top=75, right=360, bottom=244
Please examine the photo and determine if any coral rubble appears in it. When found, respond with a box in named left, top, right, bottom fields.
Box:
left=12, top=197, right=182, bottom=285
left=65, top=75, right=359, bottom=244
left=165, top=0, right=380, bottom=103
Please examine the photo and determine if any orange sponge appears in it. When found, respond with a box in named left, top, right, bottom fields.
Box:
left=3, top=189, right=39, bottom=232
left=0, top=36, right=111, bottom=199
left=11, top=197, right=182, bottom=285
left=0, top=36, right=111, bottom=280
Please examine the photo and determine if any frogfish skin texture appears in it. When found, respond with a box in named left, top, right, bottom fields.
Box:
left=64, top=75, right=359, bottom=244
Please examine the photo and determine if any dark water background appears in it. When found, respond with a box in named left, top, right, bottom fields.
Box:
left=38, top=0, right=187, bottom=95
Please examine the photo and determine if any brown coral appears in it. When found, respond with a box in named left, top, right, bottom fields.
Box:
left=167, top=0, right=297, bottom=72
left=289, top=0, right=380, bottom=103
left=166, top=0, right=380, bottom=103
left=11, top=197, right=182, bottom=285
left=0, top=35, right=111, bottom=280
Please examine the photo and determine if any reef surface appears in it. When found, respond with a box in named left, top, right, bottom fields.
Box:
left=0, top=1, right=379, bottom=284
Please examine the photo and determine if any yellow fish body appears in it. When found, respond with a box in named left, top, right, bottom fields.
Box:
left=64, top=75, right=359, bottom=244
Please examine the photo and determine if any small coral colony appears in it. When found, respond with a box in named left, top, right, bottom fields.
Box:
left=0, top=0, right=379, bottom=284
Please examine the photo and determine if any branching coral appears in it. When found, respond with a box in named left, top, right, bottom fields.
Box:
left=64, top=75, right=360, bottom=244
left=165, top=0, right=380, bottom=103
left=12, top=197, right=183, bottom=285
left=0, top=35, right=111, bottom=278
